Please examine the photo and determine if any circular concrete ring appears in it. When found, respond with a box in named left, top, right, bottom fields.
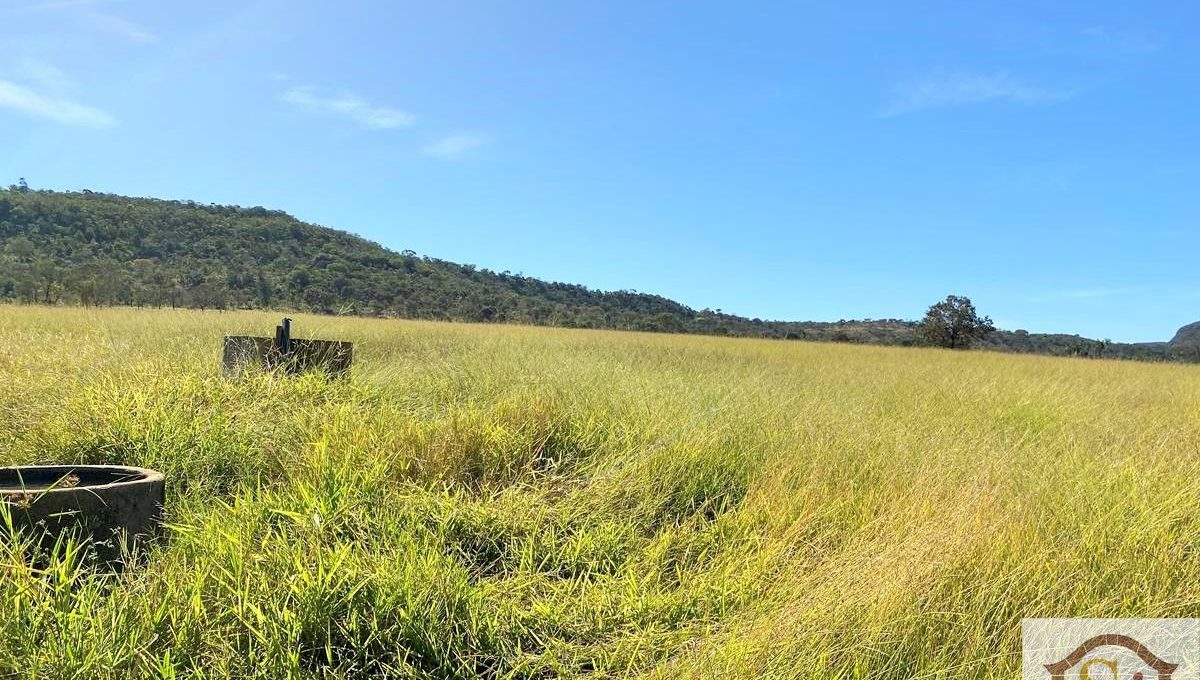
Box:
left=0, top=465, right=165, bottom=557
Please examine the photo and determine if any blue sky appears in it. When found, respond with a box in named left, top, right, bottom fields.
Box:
left=1, top=1, right=1196, bottom=342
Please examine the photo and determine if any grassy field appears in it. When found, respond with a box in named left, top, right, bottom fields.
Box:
left=1, top=306, right=1198, bottom=679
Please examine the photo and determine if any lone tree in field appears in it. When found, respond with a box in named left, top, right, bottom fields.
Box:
left=917, top=295, right=995, bottom=349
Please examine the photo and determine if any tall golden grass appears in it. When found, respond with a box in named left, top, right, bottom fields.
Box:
left=0, top=305, right=1198, bottom=678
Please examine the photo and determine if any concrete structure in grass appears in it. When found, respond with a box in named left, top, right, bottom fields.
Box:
left=222, top=317, right=353, bottom=378
left=0, top=465, right=165, bottom=558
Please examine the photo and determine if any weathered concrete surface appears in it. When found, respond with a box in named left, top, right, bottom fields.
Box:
left=222, top=335, right=353, bottom=378
left=0, top=465, right=165, bottom=557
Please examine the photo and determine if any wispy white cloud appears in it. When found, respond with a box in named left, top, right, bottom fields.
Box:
left=8, top=0, right=106, bottom=11
left=1084, top=27, right=1160, bottom=54
left=0, top=78, right=115, bottom=127
left=86, top=12, right=158, bottom=43
left=881, top=70, right=1075, bottom=117
left=7, top=1, right=158, bottom=44
left=422, top=133, right=485, bottom=159
left=282, top=86, right=415, bottom=130
left=13, top=57, right=72, bottom=93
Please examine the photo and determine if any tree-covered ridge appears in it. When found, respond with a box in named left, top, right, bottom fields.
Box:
left=0, top=187, right=1173, bottom=360
left=0, top=188, right=693, bottom=326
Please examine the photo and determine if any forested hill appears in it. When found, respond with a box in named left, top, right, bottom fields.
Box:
left=0, top=188, right=1171, bottom=359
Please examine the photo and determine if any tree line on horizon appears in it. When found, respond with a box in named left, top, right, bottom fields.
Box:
left=0, top=186, right=1179, bottom=361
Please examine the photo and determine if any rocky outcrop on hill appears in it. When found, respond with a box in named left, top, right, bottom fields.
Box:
left=1168, top=321, right=1200, bottom=362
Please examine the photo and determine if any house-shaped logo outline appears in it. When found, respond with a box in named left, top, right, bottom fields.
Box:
left=1044, top=633, right=1178, bottom=679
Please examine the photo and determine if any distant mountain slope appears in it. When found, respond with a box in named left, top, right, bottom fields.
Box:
left=1168, top=321, right=1200, bottom=361
left=0, top=188, right=1176, bottom=360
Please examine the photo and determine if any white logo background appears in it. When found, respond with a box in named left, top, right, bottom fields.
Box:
left=1022, top=618, right=1200, bottom=679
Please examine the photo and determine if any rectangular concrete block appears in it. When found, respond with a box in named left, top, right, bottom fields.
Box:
left=222, top=335, right=353, bottom=378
